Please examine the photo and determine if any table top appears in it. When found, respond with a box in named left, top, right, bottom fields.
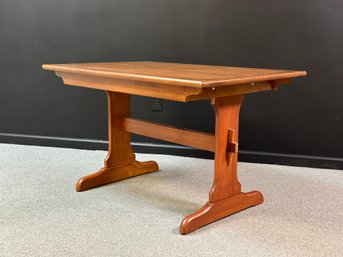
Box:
left=43, top=61, right=306, bottom=89
left=43, top=61, right=306, bottom=101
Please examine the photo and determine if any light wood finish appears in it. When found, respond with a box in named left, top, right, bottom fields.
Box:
left=43, top=61, right=306, bottom=234
left=76, top=91, right=159, bottom=192
left=42, top=62, right=306, bottom=102
left=119, top=117, right=215, bottom=152
left=179, top=95, right=264, bottom=234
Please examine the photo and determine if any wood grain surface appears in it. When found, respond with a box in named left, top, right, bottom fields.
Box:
left=43, top=61, right=306, bottom=88
left=43, top=62, right=306, bottom=234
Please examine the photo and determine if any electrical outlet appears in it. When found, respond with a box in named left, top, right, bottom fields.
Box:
left=152, top=98, right=162, bottom=112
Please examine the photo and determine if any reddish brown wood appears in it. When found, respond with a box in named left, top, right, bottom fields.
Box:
left=119, top=117, right=215, bottom=152
left=76, top=91, right=159, bottom=192
left=42, top=61, right=307, bottom=88
left=42, top=61, right=306, bottom=234
left=42, top=62, right=306, bottom=102
left=179, top=95, right=264, bottom=234
left=180, top=191, right=263, bottom=235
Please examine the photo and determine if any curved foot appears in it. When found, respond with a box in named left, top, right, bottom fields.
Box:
left=179, top=190, right=263, bottom=235
left=76, top=160, right=159, bottom=192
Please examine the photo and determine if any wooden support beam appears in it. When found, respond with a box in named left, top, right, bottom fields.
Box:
left=119, top=117, right=215, bottom=152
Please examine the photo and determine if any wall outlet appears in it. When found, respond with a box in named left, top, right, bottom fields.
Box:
left=152, top=99, right=162, bottom=112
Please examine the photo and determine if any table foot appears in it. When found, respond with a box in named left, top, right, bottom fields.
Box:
left=76, top=160, right=159, bottom=192
left=179, top=190, right=263, bottom=235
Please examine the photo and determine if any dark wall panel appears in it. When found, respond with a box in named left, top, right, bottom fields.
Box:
left=0, top=0, right=342, bottom=158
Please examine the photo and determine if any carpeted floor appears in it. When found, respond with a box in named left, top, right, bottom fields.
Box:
left=0, top=143, right=342, bottom=257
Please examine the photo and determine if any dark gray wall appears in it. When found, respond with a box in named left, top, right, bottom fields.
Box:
left=1, top=0, right=342, bottom=159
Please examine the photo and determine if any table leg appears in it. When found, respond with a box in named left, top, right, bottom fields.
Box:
left=179, top=95, right=264, bottom=234
left=76, top=91, right=159, bottom=192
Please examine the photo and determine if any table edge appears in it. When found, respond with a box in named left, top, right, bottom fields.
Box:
left=42, top=64, right=307, bottom=89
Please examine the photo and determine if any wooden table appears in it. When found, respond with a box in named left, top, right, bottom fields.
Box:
left=42, top=62, right=306, bottom=234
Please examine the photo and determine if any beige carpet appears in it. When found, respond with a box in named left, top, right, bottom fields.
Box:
left=0, top=143, right=342, bottom=257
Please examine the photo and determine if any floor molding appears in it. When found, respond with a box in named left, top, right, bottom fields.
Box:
left=0, top=132, right=342, bottom=170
